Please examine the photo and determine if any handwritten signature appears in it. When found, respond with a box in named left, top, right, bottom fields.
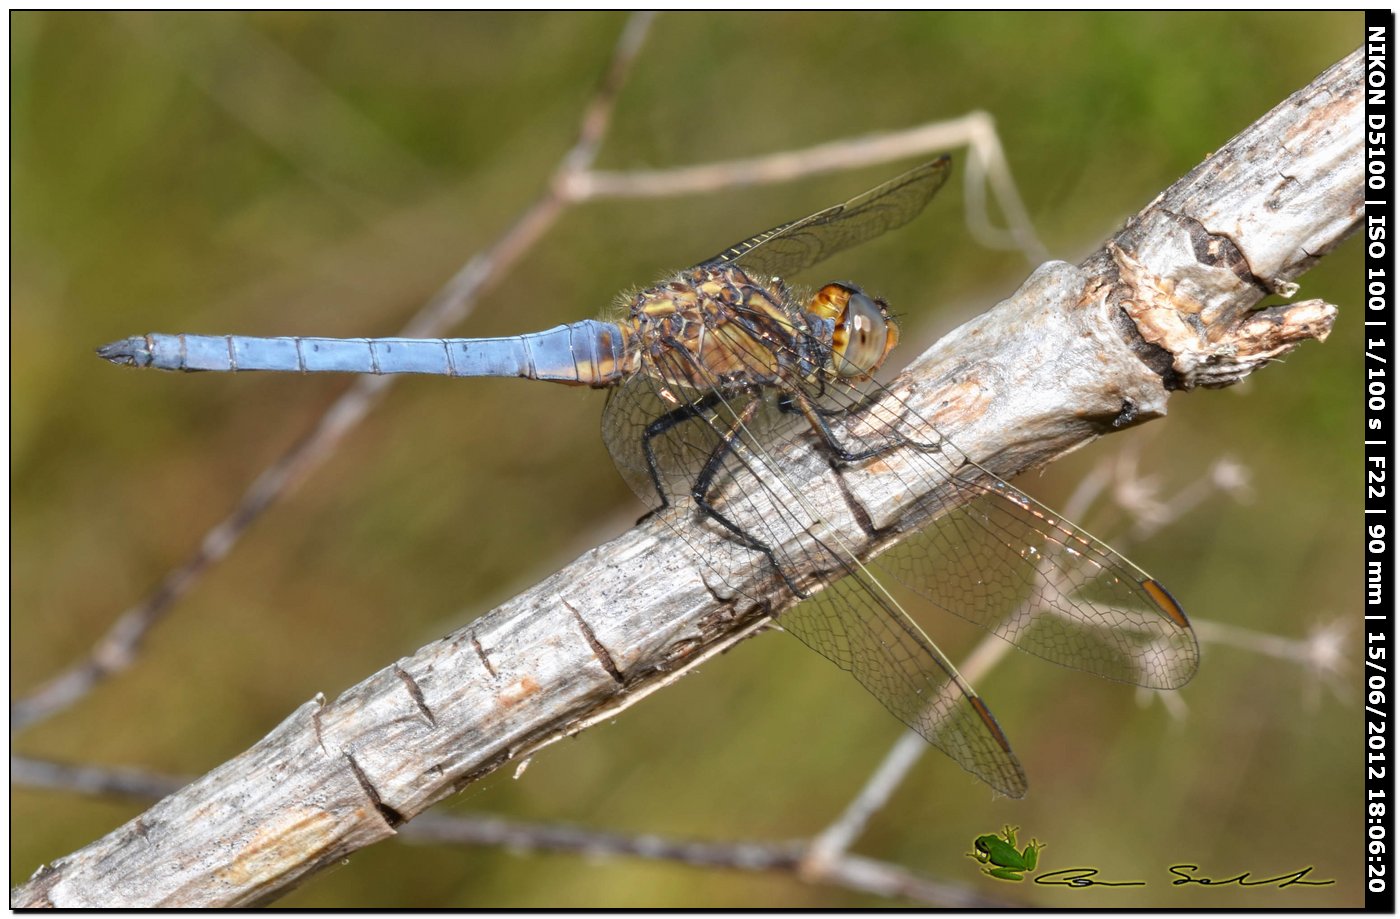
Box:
left=1031, top=865, right=1335, bottom=889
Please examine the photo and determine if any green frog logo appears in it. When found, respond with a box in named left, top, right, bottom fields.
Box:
left=968, top=825, right=1044, bottom=881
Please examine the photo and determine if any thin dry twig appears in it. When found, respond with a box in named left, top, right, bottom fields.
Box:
left=12, top=756, right=187, bottom=803
left=1193, top=616, right=1352, bottom=707
left=801, top=729, right=931, bottom=877
left=405, top=813, right=1004, bottom=907
left=568, top=113, right=1049, bottom=262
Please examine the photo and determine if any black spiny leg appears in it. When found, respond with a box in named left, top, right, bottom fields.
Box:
left=637, top=390, right=724, bottom=521
left=785, top=388, right=915, bottom=464
left=777, top=390, right=853, bottom=420
left=690, top=397, right=805, bottom=598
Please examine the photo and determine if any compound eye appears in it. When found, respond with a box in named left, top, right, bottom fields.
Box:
left=834, top=290, right=893, bottom=378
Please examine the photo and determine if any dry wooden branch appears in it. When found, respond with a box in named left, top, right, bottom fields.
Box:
left=12, top=48, right=1360, bottom=909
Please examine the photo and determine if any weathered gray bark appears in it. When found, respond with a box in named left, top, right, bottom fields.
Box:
left=12, top=48, right=1360, bottom=909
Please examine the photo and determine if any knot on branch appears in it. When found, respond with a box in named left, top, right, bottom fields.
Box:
left=1110, top=242, right=1336, bottom=390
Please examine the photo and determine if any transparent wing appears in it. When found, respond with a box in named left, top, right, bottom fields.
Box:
left=865, top=471, right=1197, bottom=690
left=779, top=558, right=1029, bottom=798
left=845, top=436, right=1199, bottom=690
left=701, top=157, right=953, bottom=280
left=601, top=324, right=1029, bottom=797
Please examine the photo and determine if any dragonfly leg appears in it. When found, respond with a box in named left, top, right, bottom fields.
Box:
left=784, top=389, right=914, bottom=464
left=783, top=391, right=950, bottom=458
left=689, top=397, right=806, bottom=598
left=637, top=390, right=725, bottom=518
left=778, top=391, right=859, bottom=419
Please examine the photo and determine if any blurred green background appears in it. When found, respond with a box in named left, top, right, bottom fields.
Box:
left=12, top=11, right=1362, bottom=907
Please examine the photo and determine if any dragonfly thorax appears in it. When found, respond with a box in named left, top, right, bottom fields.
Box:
left=625, top=264, right=837, bottom=392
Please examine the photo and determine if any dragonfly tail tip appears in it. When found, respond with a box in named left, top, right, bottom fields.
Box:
left=96, top=337, right=150, bottom=368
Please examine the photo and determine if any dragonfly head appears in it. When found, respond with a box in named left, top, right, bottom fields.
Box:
left=808, top=282, right=900, bottom=379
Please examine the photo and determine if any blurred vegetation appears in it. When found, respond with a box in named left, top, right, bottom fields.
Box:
left=12, top=11, right=1362, bottom=907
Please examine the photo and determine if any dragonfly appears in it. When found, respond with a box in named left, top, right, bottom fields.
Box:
left=99, top=157, right=1198, bottom=797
